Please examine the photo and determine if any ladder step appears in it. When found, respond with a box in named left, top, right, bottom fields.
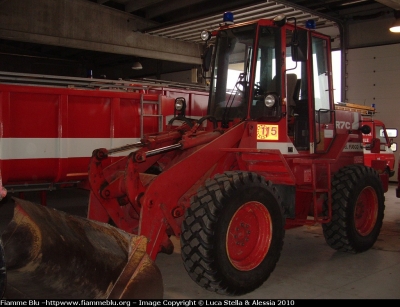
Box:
left=140, top=94, right=163, bottom=137
left=142, top=100, right=160, bottom=105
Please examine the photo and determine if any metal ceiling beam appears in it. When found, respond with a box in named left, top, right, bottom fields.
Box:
left=0, top=0, right=202, bottom=64
left=125, top=0, right=163, bottom=13
left=146, top=2, right=285, bottom=35
left=146, top=0, right=341, bottom=45
left=145, top=0, right=208, bottom=19
left=375, top=0, right=400, bottom=9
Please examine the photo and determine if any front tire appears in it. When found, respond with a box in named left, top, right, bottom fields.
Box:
left=322, top=165, right=385, bottom=253
left=181, top=171, right=285, bottom=295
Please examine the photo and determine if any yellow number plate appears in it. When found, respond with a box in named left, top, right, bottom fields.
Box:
left=257, top=124, right=279, bottom=140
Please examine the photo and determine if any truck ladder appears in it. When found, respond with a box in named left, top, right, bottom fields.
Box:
left=140, top=94, right=163, bottom=138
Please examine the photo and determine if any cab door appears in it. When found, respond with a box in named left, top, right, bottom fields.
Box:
left=310, top=34, right=335, bottom=153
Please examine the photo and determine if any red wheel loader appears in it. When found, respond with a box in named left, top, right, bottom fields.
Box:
left=0, top=12, right=388, bottom=298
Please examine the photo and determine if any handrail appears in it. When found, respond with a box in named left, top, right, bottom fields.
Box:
left=0, top=71, right=209, bottom=92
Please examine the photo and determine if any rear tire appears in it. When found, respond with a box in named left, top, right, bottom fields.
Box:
left=181, top=171, right=285, bottom=295
left=322, top=165, right=385, bottom=253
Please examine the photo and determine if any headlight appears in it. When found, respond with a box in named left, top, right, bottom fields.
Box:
left=175, top=97, right=186, bottom=111
left=200, top=30, right=211, bottom=41
left=264, top=94, right=276, bottom=107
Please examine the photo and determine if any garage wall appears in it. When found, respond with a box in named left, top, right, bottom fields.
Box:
left=347, top=17, right=400, bottom=48
left=346, top=43, right=400, bottom=180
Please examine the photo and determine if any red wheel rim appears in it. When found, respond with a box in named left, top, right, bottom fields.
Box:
left=226, top=201, right=272, bottom=271
left=354, top=186, right=378, bottom=236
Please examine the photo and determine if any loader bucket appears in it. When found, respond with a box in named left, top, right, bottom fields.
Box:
left=1, top=197, right=163, bottom=299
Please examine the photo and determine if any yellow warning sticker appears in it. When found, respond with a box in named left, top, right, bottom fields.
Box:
left=257, top=124, right=279, bottom=140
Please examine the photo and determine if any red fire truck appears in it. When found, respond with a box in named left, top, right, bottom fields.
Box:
left=0, top=72, right=209, bottom=203
left=335, top=102, right=395, bottom=177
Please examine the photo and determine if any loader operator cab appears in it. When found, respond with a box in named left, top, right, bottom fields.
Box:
left=203, top=23, right=283, bottom=127
left=201, top=13, right=336, bottom=153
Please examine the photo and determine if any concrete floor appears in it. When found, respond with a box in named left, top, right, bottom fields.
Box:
left=0, top=183, right=399, bottom=299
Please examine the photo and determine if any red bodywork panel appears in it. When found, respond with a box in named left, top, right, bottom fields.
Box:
left=0, top=82, right=208, bottom=195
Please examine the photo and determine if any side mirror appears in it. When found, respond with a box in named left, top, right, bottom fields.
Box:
left=201, top=45, right=213, bottom=73
left=291, top=29, right=308, bottom=62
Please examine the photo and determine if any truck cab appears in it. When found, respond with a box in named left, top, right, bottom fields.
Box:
left=361, top=118, right=395, bottom=177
